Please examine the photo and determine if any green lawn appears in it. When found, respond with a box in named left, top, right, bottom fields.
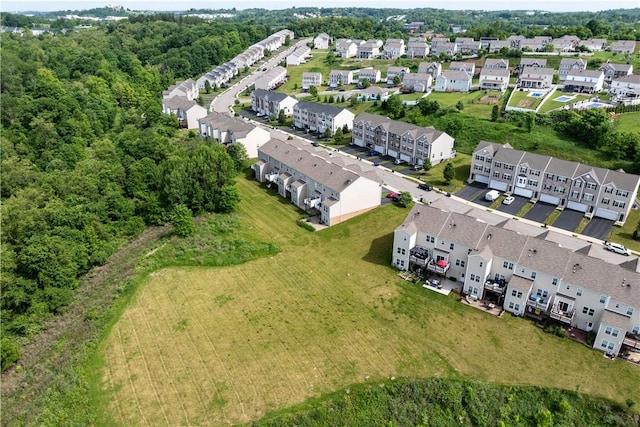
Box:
left=424, top=91, right=498, bottom=117
left=537, top=93, right=591, bottom=114
left=507, top=89, right=543, bottom=111
left=614, top=111, right=640, bottom=134
left=411, top=153, right=471, bottom=193
left=99, top=176, right=640, bottom=426
left=608, top=207, right=640, bottom=253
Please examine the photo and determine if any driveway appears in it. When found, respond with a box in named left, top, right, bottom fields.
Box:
left=496, top=195, right=528, bottom=215
left=524, top=202, right=556, bottom=223
left=456, top=182, right=488, bottom=202
left=582, top=217, right=614, bottom=240
left=340, top=145, right=369, bottom=157
left=553, top=209, right=584, bottom=232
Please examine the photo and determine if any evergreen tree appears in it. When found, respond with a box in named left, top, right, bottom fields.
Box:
left=443, top=162, right=455, bottom=185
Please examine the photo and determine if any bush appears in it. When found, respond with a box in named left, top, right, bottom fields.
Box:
left=1, top=337, right=21, bottom=371
left=296, top=219, right=316, bottom=232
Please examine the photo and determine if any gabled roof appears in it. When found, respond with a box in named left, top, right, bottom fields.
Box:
left=560, top=57, right=587, bottom=67
left=600, top=63, right=633, bottom=72
left=354, top=112, right=448, bottom=142
left=520, top=58, right=547, bottom=67
left=480, top=68, right=510, bottom=78
left=613, top=74, right=640, bottom=84
left=484, top=58, right=509, bottom=68
left=519, top=152, right=552, bottom=172
left=566, top=69, right=603, bottom=79
left=493, top=146, right=525, bottom=165
left=252, top=89, right=295, bottom=103
left=294, top=101, right=351, bottom=118
left=258, top=138, right=367, bottom=193
left=163, top=96, right=198, bottom=111
left=439, top=70, right=471, bottom=81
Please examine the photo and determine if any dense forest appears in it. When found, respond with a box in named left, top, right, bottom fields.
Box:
left=0, top=17, right=271, bottom=370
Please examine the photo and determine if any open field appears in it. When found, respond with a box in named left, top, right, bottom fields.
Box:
left=101, top=176, right=640, bottom=426
left=425, top=90, right=498, bottom=117
left=614, top=111, right=640, bottom=134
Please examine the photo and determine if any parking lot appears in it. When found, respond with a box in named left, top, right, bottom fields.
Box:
left=524, top=202, right=557, bottom=223
left=496, top=195, right=528, bottom=215
left=582, top=217, right=614, bottom=240
left=553, top=209, right=584, bottom=232
left=456, top=182, right=489, bottom=203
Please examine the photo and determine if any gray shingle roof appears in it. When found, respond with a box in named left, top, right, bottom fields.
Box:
left=440, top=70, right=471, bottom=81
left=354, top=112, right=447, bottom=142
left=294, top=101, right=350, bottom=118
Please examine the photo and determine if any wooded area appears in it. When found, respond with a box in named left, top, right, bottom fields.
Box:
left=0, top=18, right=268, bottom=369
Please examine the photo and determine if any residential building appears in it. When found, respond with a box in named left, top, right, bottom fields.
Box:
left=358, top=68, right=382, bottom=84
left=251, top=89, right=298, bottom=117
left=418, top=62, right=442, bottom=79
left=253, top=138, right=381, bottom=226
left=609, top=40, right=636, bottom=54
left=517, top=67, right=555, bottom=89
left=335, top=38, right=358, bottom=58
left=458, top=39, right=482, bottom=54
left=356, top=41, right=381, bottom=59
left=314, top=32, right=332, bottom=49
left=286, top=45, right=311, bottom=66
left=480, top=37, right=498, bottom=50
left=507, top=35, right=526, bottom=49
left=517, top=58, right=547, bottom=73
left=468, top=141, right=640, bottom=223
left=489, top=40, right=510, bottom=53
left=352, top=112, right=455, bottom=166
left=484, top=58, right=509, bottom=70
left=386, top=66, right=410, bottom=85
left=406, top=41, right=430, bottom=58
left=563, top=69, right=605, bottom=93
left=383, top=39, right=406, bottom=59
left=430, top=37, right=450, bottom=50
left=161, top=97, right=207, bottom=129
left=552, top=35, right=579, bottom=52
left=431, top=41, right=457, bottom=56
left=559, top=58, right=587, bottom=81
left=328, top=70, right=354, bottom=87
left=599, top=62, right=633, bottom=84
left=359, top=86, right=390, bottom=101
left=401, top=73, right=433, bottom=93
left=449, top=61, right=475, bottom=76
left=454, top=37, right=475, bottom=50
left=254, top=66, right=287, bottom=90
left=434, top=70, right=472, bottom=92
left=405, top=22, right=424, bottom=32
left=198, top=112, right=271, bottom=158
left=163, top=79, right=198, bottom=101
left=301, top=72, right=322, bottom=90
left=292, top=101, right=355, bottom=136
left=581, top=38, right=607, bottom=51
left=479, top=67, right=510, bottom=91
left=609, top=74, right=640, bottom=98
left=391, top=203, right=640, bottom=357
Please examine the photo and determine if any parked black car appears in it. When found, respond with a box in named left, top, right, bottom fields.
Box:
left=418, top=183, right=433, bottom=191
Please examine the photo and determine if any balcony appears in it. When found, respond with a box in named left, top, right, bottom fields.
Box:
left=265, top=173, right=279, bottom=183
left=304, top=196, right=322, bottom=209
left=426, top=259, right=450, bottom=274
left=409, top=246, right=430, bottom=267
left=549, top=305, right=575, bottom=324
left=623, top=335, right=640, bottom=350
left=484, top=279, right=507, bottom=295
left=526, top=294, right=551, bottom=311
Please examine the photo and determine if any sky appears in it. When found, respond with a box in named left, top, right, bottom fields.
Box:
left=2, top=0, right=639, bottom=12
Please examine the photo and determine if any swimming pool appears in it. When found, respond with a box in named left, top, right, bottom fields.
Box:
left=528, top=91, right=545, bottom=98
left=583, top=102, right=609, bottom=109
left=554, top=95, right=575, bottom=102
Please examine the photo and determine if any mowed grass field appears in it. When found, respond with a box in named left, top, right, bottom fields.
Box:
left=101, top=177, right=640, bottom=426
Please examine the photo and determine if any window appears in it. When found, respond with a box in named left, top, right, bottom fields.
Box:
left=509, top=302, right=514, bottom=309
left=470, top=274, right=476, bottom=281
left=554, top=186, right=565, bottom=194
left=571, top=191, right=580, bottom=199
left=566, top=284, right=571, bottom=291
left=546, top=173, right=555, bottom=180
left=574, top=181, right=582, bottom=188
left=543, top=184, right=552, bottom=190
left=400, top=260, right=405, bottom=267
left=505, top=164, right=514, bottom=171
left=475, top=275, right=480, bottom=283
left=527, top=179, right=538, bottom=186
left=531, top=271, right=536, bottom=279
left=583, top=193, right=593, bottom=202
left=530, top=169, right=540, bottom=176
left=600, top=296, right=606, bottom=304
left=455, top=259, right=466, bottom=268
left=502, top=173, right=512, bottom=180
left=503, top=261, right=514, bottom=270
left=476, top=154, right=485, bottom=161
left=605, top=326, right=612, bottom=335
left=484, top=167, right=491, bottom=173
left=493, top=171, right=500, bottom=178
left=401, top=249, right=406, bottom=255
left=633, top=326, right=640, bottom=335
left=600, top=340, right=614, bottom=351
left=449, top=243, right=455, bottom=250
left=557, top=176, right=567, bottom=183
left=589, top=308, right=594, bottom=316
left=613, top=200, right=626, bottom=208
left=494, top=161, right=502, bottom=168
left=577, top=288, right=583, bottom=296
left=586, top=182, right=597, bottom=190
left=515, top=304, right=520, bottom=311
left=604, top=186, right=613, bottom=194
left=552, top=278, right=558, bottom=286
left=479, top=262, right=483, bottom=268
left=627, top=307, right=634, bottom=316
left=486, top=157, right=492, bottom=163
left=520, top=166, right=528, bottom=173
left=615, top=189, right=629, bottom=197
left=601, top=198, right=610, bottom=205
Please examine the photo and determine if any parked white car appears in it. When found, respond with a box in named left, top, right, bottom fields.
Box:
left=503, top=196, right=515, bottom=205
left=605, top=242, right=631, bottom=256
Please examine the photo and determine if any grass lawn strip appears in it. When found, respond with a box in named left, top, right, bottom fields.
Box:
left=101, top=177, right=640, bottom=426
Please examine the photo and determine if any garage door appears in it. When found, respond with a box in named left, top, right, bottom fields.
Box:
left=400, top=153, right=412, bottom=163
left=566, top=201, right=587, bottom=212
left=387, top=149, right=398, bottom=157
left=474, top=174, right=490, bottom=184
left=595, top=208, right=618, bottom=220
left=514, top=187, right=533, bottom=198
left=539, top=194, right=560, bottom=205
left=489, top=180, right=508, bottom=192
left=374, top=144, right=386, bottom=154
left=353, top=137, right=365, bottom=147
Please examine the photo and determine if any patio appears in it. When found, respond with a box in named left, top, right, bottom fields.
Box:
left=460, top=294, right=503, bottom=316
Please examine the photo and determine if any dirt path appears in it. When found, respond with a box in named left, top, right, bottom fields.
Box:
left=1, top=224, right=172, bottom=423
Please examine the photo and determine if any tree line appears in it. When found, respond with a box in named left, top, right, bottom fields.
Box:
left=0, top=19, right=257, bottom=370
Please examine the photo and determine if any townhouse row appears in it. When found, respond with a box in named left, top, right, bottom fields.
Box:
left=252, top=138, right=381, bottom=226
left=198, top=111, right=271, bottom=158
left=470, top=141, right=640, bottom=224
left=393, top=203, right=640, bottom=357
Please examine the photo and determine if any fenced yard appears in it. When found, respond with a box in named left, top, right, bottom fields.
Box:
left=100, top=177, right=640, bottom=426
